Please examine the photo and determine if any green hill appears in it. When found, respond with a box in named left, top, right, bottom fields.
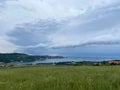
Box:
left=0, top=53, right=64, bottom=63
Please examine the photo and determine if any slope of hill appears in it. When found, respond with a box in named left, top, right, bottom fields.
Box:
left=0, top=53, right=64, bottom=63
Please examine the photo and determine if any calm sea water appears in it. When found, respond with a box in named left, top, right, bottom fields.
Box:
left=16, top=56, right=120, bottom=65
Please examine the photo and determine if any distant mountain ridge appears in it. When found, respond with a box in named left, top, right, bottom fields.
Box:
left=0, top=53, right=64, bottom=63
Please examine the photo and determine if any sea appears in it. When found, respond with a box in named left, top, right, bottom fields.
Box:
left=16, top=56, right=120, bottom=65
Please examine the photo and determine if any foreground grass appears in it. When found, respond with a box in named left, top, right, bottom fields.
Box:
left=0, top=65, right=120, bottom=90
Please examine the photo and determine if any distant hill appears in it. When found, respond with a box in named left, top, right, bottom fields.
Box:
left=0, top=53, right=64, bottom=63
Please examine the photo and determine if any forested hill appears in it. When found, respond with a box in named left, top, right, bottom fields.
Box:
left=0, top=53, right=64, bottom=63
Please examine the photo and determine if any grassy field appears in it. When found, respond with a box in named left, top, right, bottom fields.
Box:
left=0, top=65, right=120, bottom=90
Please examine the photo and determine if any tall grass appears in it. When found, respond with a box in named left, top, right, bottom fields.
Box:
left=0, top=66, right=120, bottom=90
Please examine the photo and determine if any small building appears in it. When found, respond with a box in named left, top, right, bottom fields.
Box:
left=108, top=60, right=120, bottom=65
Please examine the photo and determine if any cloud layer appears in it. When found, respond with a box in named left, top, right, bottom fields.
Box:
left=0, top=0, right=120, bottom=56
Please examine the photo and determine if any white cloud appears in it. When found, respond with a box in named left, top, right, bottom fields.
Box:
left=49, top=5, right=120, bottom=47
left=0, top=37, right=18, bottom=53
left=0, top=0, right=120, bottom=53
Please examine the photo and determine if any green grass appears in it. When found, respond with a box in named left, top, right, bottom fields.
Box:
left=0, top=65, right=120, bottom=90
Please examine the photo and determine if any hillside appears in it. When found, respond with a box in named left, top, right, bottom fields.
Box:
left=0, top=53, right=64, bottom=63
left=0, top=66, right=120, bottom=90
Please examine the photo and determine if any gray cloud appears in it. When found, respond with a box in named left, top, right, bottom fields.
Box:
left=7, top=3, right=120, bottom=56
left=0, top=0, right=120, bottom=56
left=49, top=4, right=120, bottom=47
left=7, top=20, right=63, bottom=46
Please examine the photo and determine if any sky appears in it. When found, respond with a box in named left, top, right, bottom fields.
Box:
left=0, top=0, right=120, bottom=56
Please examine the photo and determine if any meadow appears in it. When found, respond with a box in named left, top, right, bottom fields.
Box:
left=0, top=65, right=120, bottom=90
